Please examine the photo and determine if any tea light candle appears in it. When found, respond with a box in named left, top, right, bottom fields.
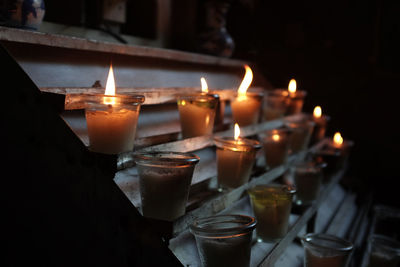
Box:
left=214, top=124, right=261, bottom=190
left=261, top=128, right=292, bottom=169
left=231, top=65, right=263, bottom=126
left=285, top=78, right=307, bottom=115
left=177, top=92, right=218, bottom=139
left=85, top=65, right=144, bottom=154
left=309, top=106, right=330, bottom=146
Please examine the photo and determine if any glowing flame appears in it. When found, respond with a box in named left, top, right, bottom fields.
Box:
left=234, top=123, right=241, bottom=140
left=288, top=79, right=297, bottom=94
left=103, top=65, right=116, bottom=105
left=201, top=77, right=208, bottom=93
left=333, top=132, right=343, bottom=147
left=237, top=65, right=253, bottom=99
left=313, top=106, right=322, bottom=118
left=272, top=134, right=280, bottom=142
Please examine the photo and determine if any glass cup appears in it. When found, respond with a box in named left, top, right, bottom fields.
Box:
left=367, top=234, right=400, bottom=267
left=214, top=136, right=261, bottom=190
left=248, top=184, right=296, bottom=242
left=190, top=215, right=257, bottom=267
left=83, top=94, right=145, bottom=154
left=177, top=93, right=219, bottom=139
left=270, top=89, right=307, bottom=115
left=285, top=118, right=315, bottom=154
left=260, top=128, right=292, bottom=170
left=262, top=91, right=288, bottom=121
left=230, top=91, right=264, bottom=126
left=301, top=233, right=353, bottom=267
left=310, top=114, right=330, bottom=146
left=287, top=161, right=324, bottom=206
left=133, top=151, right=200, bottom=221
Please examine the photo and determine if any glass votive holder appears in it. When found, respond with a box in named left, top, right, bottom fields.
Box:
left=285, top=118, right=315, bottom=154
left=133, top=151, right=200, bottom=221
left=230, top=91, right=264, bottom=126
left=311, top=150, right=341, bottom=183
left=301, top=233, right=353, bottom=267
left=82, top=94, right=145, bottom=154
left=309, top=114, right=330, bottom=146
left=177, top=93, right=219, bottom=139
left=262, top=91, right=287, bottom=121
left=260, top=127, right=292, bottom=170
left=248, top=184, right=296, bottom=242
left=214, top=136, right=261, bottom=191
left=190, top=214, right=257, bottom=267
left=270, top=89, right=307, bottom=115
left=288, top=161, right=324, bottom=206
left=367, top=234, right=400, bottom=267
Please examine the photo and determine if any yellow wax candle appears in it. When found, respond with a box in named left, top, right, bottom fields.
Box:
left=84, top=65, right=144, bottom=154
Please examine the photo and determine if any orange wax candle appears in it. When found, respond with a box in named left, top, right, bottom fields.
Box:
left=84, top=65, right=144, bottom=154
left=231, top=65, right=263, bottom=126
left=214, top=124, right=261, bottom=190
left=177, top=93, right=218, bottom=138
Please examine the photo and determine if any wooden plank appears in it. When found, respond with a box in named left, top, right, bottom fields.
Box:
left=0, top=26, right=247, bottom=67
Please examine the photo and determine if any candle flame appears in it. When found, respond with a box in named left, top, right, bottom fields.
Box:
left=237, top=65, right=253, bottom=99
left=272, top=134, right=280, bottom=141
left=288, top=79, right=297, bottom=94
left=333, top=132, right=343, bottom=147
left=104, top=65, right=116, bottom=105
left=313, top=106, right=322, bottom=118
left=201, top=77, right=208, bottom=93
left=234, top=123, right=241, bottom=140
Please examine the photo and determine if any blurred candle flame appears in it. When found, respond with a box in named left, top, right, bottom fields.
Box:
left=313, top=106, right=322, bottom=118
left=103, top=64, right=116, bottom=105
left=288, top=79, right=297, bottom=94
left=234, top=123, right=241, bottom=140
left=237, top=65, right=253, bottom=100
left=201, top=77, right=208, bottom=93
left=333, top=132, right=343, bottom=147
left=272, top=134, right=280, bottom=141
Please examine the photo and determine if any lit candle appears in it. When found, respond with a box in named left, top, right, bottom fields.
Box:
left=214, top=124, right=261, bottom=190
left=260, top=128, right=292, bottom=169
left=231, top=65, right=263, bottom=126
left=177, top=83, right=219, bottom=138
left=201, top=77, right=225, bottom=129
left=309, top=105, right=330, bottom=146
left=84, top=65, right=144, bottom=154
left=332, top=132, right=344, bottom=149
left=285, top=78, right=307, bottom=115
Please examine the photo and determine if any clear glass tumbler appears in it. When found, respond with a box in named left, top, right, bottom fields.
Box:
left=367, top=234, right=400, bottom=267
left=262, top=91, right=287, bottom=121
left=133, top=151, right=200, bottom=221
left=288, top=161, right=324, bottom=206
left=285, top=118, right=315, bottom=154
left=248, top=184, right=296, bottom=242
left=260, top=128, right=292, bottom=170
left=84, top=94, right=145, bottom=154
left=301, top=233, right=353, bottom=267
left=214, top=136, right=261, bottom=190
left=190, top=214, right=257, bottom=267
left=177, top=93, right=219, bottom=139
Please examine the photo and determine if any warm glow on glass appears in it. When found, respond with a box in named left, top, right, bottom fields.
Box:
left=103, top=65, right=116, bottom=105
left=288, top=79, right=297, bottom=94
left=333, top=132, right=343, bottom=147
left=234, top=123, right=241, bottom=140
left=313, top=106, right=322, bottom=118
left=237, top=65, right=253, bottom=100
left=201, top=77, right=208, bottom=93
left=272, top=134, right=280, bottom=142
